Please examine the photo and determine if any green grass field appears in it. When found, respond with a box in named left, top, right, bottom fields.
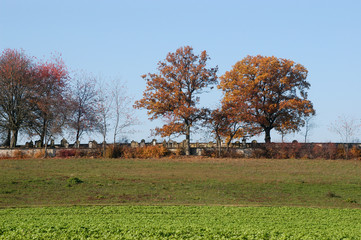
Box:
left=1, top=157, right=361, bottom=239
left=1, top=157, right=361, bottom=208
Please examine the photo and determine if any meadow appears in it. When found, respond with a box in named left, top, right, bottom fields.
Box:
left=1, top=157, right=361, bottom=208
left=1, top=157, right=361, bottom=239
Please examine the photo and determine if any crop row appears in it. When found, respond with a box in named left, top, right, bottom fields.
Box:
left=1, top=206, right=361, bottom=239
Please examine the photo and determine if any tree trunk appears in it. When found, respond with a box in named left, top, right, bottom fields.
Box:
left=40, top=118, right=47, bottom=147
left=185, top=124, right=191, bottom=156
left=226, top=140, right=232, bottom=153
left=76, top=128, right=80, bottom=144
left=102, top=132, right=106, bottom=158
left=10, top=129, right=18, bottom=148
left=264, top=128, right=271, bottom=143
left=216, top=137, right=221, bottom=157
left=43, top=121, right=49, bottom=158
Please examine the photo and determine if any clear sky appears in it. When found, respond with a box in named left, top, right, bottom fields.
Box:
left=1, top=0, right=360, bottom=143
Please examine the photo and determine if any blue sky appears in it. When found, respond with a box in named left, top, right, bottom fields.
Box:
left=1, top=0, right=360, bottom=143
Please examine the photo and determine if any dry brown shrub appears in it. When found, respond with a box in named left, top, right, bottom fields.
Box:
left=349, top=146, right=361, bottom=159
left=34, top=149, right=45, bottom=158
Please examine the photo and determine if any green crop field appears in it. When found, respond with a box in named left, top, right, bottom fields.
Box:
left=1, top=157, right=361, bottom=239
left=1, top=206, right=361, bottom=239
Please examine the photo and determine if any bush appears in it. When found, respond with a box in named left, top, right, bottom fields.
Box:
left=67, top=177, right=83, bottom=187
left=13, top=150, right=29, bottom=159
left=104, top=145, right=169, bottom=159
left=136, top=145, right=168, bottom=158
left=34, top=149, right=45, bottom=158
left=252, top=143, right=341, bottom=160
left=349, top=146, right=361, bottom=159
left=58, top=149, right=77, bottom=158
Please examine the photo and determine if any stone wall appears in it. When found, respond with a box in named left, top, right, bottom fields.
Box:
left=1, top=138, right=361, bottom=158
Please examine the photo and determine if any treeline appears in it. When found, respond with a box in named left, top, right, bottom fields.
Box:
left=135, top=46, right=315, bottom=155
left=1, top=46, right=316, bottom=156
left=0, top=49, right=135, bottom=150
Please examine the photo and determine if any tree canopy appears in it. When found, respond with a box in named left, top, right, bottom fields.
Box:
left=135, top=46, right=218, bottom=155
left=219, top=55, right=315, bottom=143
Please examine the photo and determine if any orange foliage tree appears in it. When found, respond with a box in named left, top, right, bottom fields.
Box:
left=205, top=102, right=254, bottom=154
left=135, top=46, right=218, bottom=155
left=219, top=55, right=315, bottom=143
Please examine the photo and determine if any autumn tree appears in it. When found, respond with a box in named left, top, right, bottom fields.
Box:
left=68, top=73, right=99, bottom=144
left=0, top=49, right=35, bottom=147
left=205, top=103, right=253, bottom=155
left=135, top=46, right=218, bottom=155
left=219, top=55, right=315, bottom=143
left=27, top=55, right=70, bottom=154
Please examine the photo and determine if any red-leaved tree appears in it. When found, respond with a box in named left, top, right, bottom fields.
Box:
left=28, top=55, right=70, bottom=156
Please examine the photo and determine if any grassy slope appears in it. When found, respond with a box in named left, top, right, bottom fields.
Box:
left=0, top=157, right=361, bottom=208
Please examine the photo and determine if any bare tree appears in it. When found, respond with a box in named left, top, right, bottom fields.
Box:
left=68, top=72, right=99, bottom=144
left=0, top=49, right=35, bottom=147
left=111, top=79, right=137, bottom=144
left=302, top=115, right=316, bottom=143
left=329, top=116, right=360, bottom=159
left=96, top=83, right=113, bottom=156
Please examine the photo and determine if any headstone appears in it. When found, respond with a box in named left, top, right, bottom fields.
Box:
left=130, top=140, right=139, bottom=148
left=25, top=141, right=34, bottom=148
left=88, top=140, right=97, bottom=149
left=151, top=139, right=157, bottom=146
left=242, top=137, right=247, bottom=146
left=140, top=139, right=146, bottom=147
left=50, top=139, right=55, bottom=148
left=60, top=138, right=68, bottom=148
left=35, top=140, right=42, bottom=148
left=74, top=140, right=80, bottom=148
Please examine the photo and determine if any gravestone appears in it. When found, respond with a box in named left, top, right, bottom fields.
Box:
left=89, top=140, right=98, bottom=149
left=151, top=139, right=157, bottom=146
left=130, top=140, right=139, bottom=148
left=50, top=139, right=55, bottom=148
left=60, top=138, right=68, bottom=148
left=242, top=137, right=247, bottom=147
left=35, top=140, right=42, bottom=148
left=25, top=140, right=34, bottom=148
left=140, top=139, right=146, bottom=147
left=74, top=140, right=80, bottom=148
